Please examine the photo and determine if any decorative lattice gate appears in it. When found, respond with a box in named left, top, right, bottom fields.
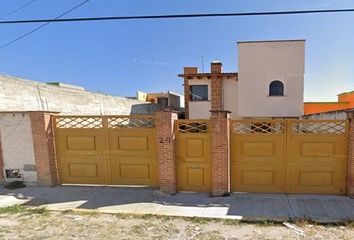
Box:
left=53, top=115, right=158, bottom=186
left=230, top=119, right=348, bottom=194
left=175, top=120, right=211, bottom=192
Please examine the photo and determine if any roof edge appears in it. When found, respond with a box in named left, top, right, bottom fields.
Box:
left=178, top=72, right=238, bottom=77
left=304, top=101, right=349, bottom=104
left=237, top=39, right=305, bottom=44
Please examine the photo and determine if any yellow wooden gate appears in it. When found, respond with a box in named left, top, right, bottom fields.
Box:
left=54, top=115, right=158, bottom=186
left=175, top=120, right=211, bottom=192
left=230, top=119, right=348, bottom=194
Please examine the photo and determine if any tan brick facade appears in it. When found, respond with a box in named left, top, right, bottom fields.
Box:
left=347, top=115, right=354, bottom=196
left=156, top=111, right=178, bottom=194
left=29, top=112, right=58, bottom=186
left=210, top=110, right=230, bottom=196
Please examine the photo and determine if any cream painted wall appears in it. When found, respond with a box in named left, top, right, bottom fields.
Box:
left=189, top=101, right=211, bottom=119
left=0, top=113, right=37, bottom=182
left=222, top=77, right=238, bottom=119
left=237, top=40, right=305, bottom=117
left=188, top=78, right=212, bottom=119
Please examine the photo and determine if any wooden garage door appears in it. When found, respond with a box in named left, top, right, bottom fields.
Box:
left=287, top=120, right=348, bottom=194
left=176, top=120, right=211, bottom=192
left=230, top=120, right=286, bottom=193
left=230, top=119, right=348, bottom=194
left=54, top=115, right=158, bottom=187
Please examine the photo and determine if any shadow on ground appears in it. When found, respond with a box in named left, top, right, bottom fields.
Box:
left=0, top=185, right=353, bottom=222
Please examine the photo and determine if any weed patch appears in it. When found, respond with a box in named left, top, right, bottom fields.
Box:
left=0, top=205, right=27, bottom=214
left=0, top=205, right=47, bottom=215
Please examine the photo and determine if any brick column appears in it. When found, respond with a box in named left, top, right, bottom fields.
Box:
left=211, top=61, right=223, bottom=110
left=183, top=67, right=198, bottom=119
left=29, top=112, right=58, bottom=186
left=156, top=110, right=178, bottom=194
left=347, top=114, right=354, bottom=196
left=0, top=131, right=4, bottom=180
left=210, top=110, right=230, bottom=196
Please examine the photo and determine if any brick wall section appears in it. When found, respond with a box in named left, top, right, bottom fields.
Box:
left=29, top=112, right=58, bottom=186
left=0, top=131, right=3, bottom=180
left=156, top=111, right=178, bottom=194
left=347, top=114, right=354, bottom=196
left=211, top=62, right=223, bottom=110
left=183, top=67, right=198, bottom=119
left=211, top=75, right=223, bottom=110
left=210, top=110, right=230, bottom=196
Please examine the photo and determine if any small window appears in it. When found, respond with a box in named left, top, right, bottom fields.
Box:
left=157, top=97, right=169, bottom=108
left=269, top=80, right=284, bottom=96
left=190, top=85, right=208, bottom=101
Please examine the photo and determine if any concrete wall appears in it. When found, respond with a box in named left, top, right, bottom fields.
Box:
left=0, top=75, right=157, bottom=115
left=0, top=113, right=37, bottom=182
left=222, top=77, right=238, bottom=119
left=188, top=78, right=211, bottom=119
left=237, top=40, right=305, bottom=117
left=304, top=111, right=349, bottom=120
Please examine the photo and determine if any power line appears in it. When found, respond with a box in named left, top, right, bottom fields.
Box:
left=0, top=0, right=90, bottom=50
left=0, top=0, right=38, bottom=19
left=0, top=8, right=354, bottom=25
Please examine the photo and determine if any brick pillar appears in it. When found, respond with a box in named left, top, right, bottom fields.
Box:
left=29, top=112, right=58, bottom=186
left=156, top=110, right=178, bottom=194
left=347, top=115, right=354, bottom=196
left=210, top=110, right=230, bottom=196
left=211, top=61, right=223, bottom=110
left=183, top=67, right=198, bottom=119
left=0, top=131, right=4, bottom=180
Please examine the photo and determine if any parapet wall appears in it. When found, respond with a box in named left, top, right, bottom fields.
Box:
left=0, top=75, right=158, bottom=115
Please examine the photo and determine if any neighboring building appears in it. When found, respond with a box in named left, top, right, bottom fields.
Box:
left=179, top=63, right=238, bottom=119
left=304, top=90, right=354, bottom=115
left=304, top=108, right=354, bottom=120
left=136, top=90, right=184, bottom=111
left=179, top=40, right=305, bottom=119
left=0, top=75, right=159, bottom=115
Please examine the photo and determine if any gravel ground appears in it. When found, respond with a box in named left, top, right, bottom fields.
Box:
left=0, top=207, right=353, bottom=240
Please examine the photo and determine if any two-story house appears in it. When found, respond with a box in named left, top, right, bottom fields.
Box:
left=179, top=40, right=305, bottom=119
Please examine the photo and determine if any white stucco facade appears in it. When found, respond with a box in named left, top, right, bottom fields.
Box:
left=0, top=113, right=37, bottom=182
left=185, top=40, right=305, bottom=119
left=237, top=40, right=305, bottom=117
left=222, top=77, right=238, bottom=119
left=189, top=101, right=211, bottom=119
left=188, top=78, right=212, bottom=119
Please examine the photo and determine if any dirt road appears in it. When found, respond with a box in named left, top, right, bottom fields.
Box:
left=0, top=206, right=353, bottom=239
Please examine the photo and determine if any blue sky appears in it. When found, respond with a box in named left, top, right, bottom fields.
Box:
left=0, top=0, right=353, bottom=101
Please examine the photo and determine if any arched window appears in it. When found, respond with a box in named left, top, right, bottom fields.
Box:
left=269, top=80, right=284, bottom=96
